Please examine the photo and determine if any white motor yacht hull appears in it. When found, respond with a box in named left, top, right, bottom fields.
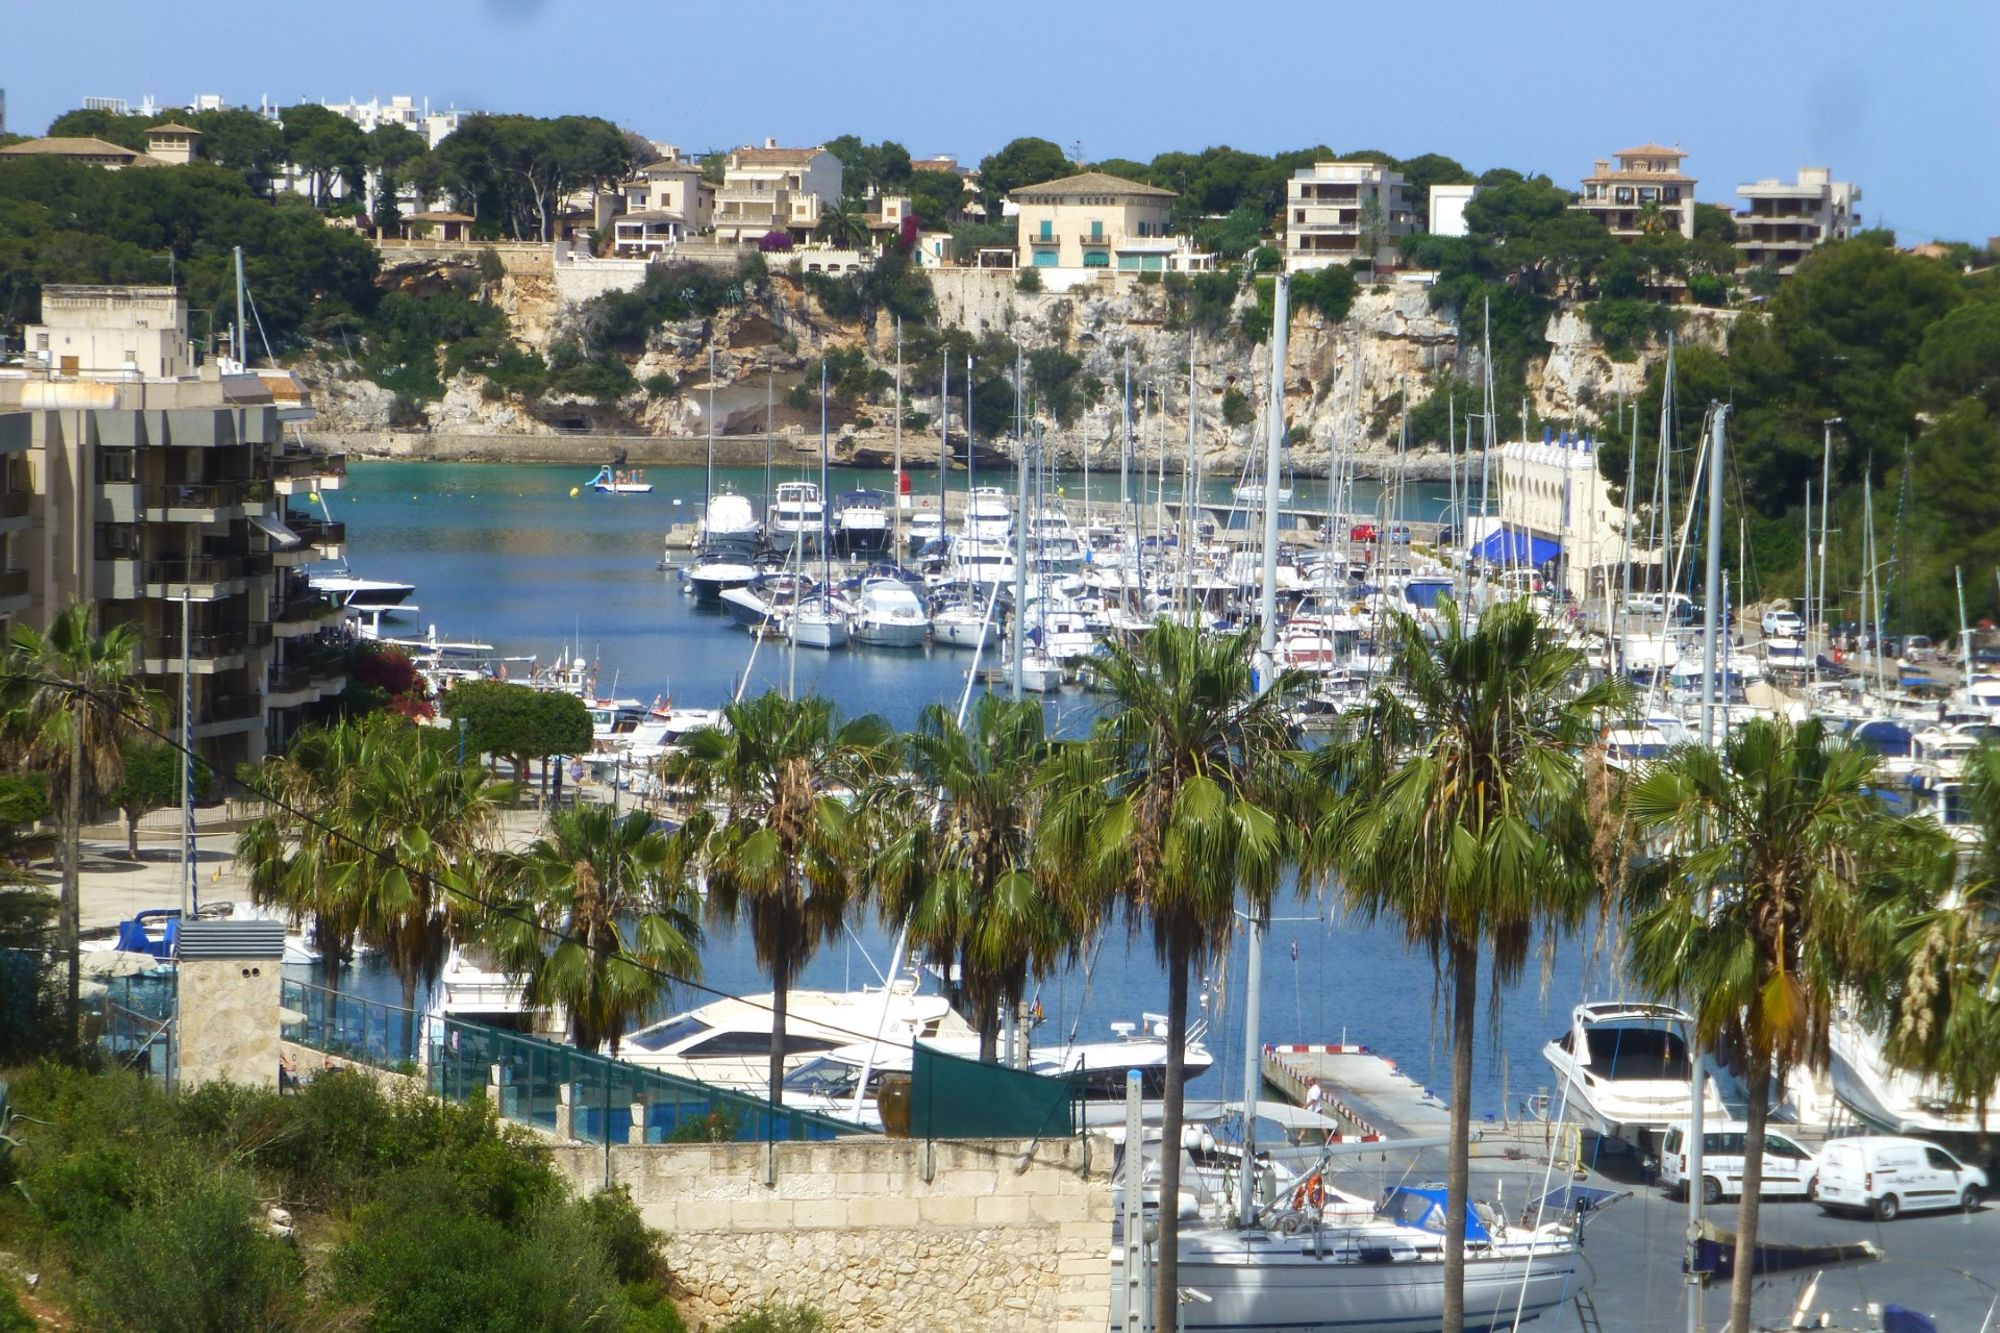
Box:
left=933, top=613, right=993, bottom=648
left=685, top=561, right=758, bottom=602
left=1108, top=1229, right=1576, bottom=1333
left=1828, top=1019, right=2000, bottom=1136
left=719, top=587, right=777, bottom=628
left=853, top=616, right=928, bottom=648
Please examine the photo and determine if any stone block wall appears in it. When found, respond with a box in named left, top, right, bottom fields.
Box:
left=178, top=957, right=280, bottom=1090
left=547, top=1135, right=1116, bottom=1333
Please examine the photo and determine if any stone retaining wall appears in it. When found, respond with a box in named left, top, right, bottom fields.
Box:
left=546, top=1135, right=1116, bottom=1333
left=306, top=429, right=813, bottom=467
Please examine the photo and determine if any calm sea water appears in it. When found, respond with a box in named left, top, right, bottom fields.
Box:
left=318, top=459, right=1625, bottom=1116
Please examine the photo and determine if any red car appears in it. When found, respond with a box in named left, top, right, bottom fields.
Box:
left=1349, top=523, right=1378, bottom=543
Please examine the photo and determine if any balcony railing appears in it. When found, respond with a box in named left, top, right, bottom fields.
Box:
left=267, top=665, right=310, bottom=695
left=274, top=595, right=339, bottom=626
left=145, top=557, right=246, bottom=586
left=144, top=632, right=251, bottom=662
left=264, top=451, right=348, bottom=481
left=144, top=481, right=267, bottom=510
left=286, top=518, right=347, bottom=547
left=197, top=694, right=263, bottom=725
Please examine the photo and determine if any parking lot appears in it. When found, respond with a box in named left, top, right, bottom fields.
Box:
left=1327, top=1141, right=2000, bottom=1332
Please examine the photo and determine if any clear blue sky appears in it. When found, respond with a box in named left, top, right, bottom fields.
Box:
left=5, top=0, right=1994, bottom=243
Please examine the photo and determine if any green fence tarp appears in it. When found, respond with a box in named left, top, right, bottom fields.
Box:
left=909, top=1041, right=1077, bottom=1139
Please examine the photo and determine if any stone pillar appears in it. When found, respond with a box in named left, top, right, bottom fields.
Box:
left=629, top=1098, right=650, bottom=1146
left=175, top=919, right=283, bottom=1090
left=556, top=1081, right=576, bottom=1140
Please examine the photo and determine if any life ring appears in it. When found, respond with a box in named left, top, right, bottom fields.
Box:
left=1290, top=1172, right=1326, bottom=1212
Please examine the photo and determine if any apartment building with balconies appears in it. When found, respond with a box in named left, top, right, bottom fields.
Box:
left=1283, top=161, right=1414, bottom=273
left=1573, top=145, right=1697, bottom=240
left=0, top=286, right=350, bottom=766
left=1734, top=167, right=1860, bottom=274
left=612, top=156, right=716, bottom=256
left=713, top=141, right=844, bottom=245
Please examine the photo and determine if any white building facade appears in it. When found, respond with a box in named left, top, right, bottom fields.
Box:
left=1734, top=167, right=1860, bottom=274
left=1489, top=432, right=1651, bottom=600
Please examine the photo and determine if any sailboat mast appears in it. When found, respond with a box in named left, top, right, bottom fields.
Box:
left=764, top=371, right=774, bottom=524
left=893, top=319, right=903, bottom=559
left=233, top=245, right=247, bottom=369
left=820, top=362, right=831, bottom=590
left=939, top=356, right=950, bottom=516
left=705, top=346, right=716, bottom=520
left=1238, top=274, right=1289, bottom=1229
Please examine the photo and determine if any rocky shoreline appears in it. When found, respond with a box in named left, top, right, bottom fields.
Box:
left=311, top=429, right=1470, bottom=481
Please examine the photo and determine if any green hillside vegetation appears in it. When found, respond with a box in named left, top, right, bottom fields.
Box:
left=0, top=1063, right=686, bottom=1331
left=1594, top=234, right=2000, bottom=632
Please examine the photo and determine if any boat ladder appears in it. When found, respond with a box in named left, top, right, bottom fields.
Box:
left=1573, top=1291, right=1604, bottom=1333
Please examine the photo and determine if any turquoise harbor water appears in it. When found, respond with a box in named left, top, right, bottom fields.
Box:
left=323, top=459, right=1619, bottom=1117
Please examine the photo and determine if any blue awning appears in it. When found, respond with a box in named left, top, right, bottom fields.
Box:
left=1472, top=528, right=1562, bottom=565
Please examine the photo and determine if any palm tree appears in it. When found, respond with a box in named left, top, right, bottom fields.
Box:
left=3, top=604, right=160, bottom=1046
left=238, top=717, right=376, bottom=1012
left=362, top=725, right=512, bottom=1050
left=1040, top=620, right=1303, bottom=1333
left=486, top=803, right=701, bottom=1053
left=815, top=195, right=871, bottom=251
left=1311, top=597, right=1629, bottom=1333
left=875, top=695, right=1069, bottom=1064
left=1877, top=743, right=2000, bottom=1135
left=663, top=690, right=895, bottom=1104
left=1624, top=716, right=1934, bottom=1333
left=240, top=714, right=509, bottom=1049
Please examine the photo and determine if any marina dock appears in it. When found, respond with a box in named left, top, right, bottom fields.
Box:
left=1262, top=1040, right=1576, bottom=1162
left=1262, top=1042, right=1452, bottom=1139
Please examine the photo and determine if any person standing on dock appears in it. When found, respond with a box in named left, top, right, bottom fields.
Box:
left=1304, top=1077, right=1324, bottom=1115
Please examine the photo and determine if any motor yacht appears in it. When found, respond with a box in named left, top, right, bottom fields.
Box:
left=620, top=986, right=973, bottom=1090
left=851, top=576, right=929, bottom=647
left=833, top=490, right=892, bottom=555
left=768, top=482, right=824, bottom=549
left=1542, top=1001, right=1726, bottom=1146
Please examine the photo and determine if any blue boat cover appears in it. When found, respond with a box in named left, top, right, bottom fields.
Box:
left=1884, top=1307, right=1939, bottom=1333
left=1403, top=579, right=1455, bottom=610
left=1472, top=528, right=1561, bottom=565
left=1376, top=1186, right=1490, bottom=1242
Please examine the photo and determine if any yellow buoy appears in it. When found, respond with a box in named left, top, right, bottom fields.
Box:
left=569, top=486, right=581, bottom=497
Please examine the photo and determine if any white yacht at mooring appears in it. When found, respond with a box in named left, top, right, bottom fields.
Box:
left=1543, top=1001, right=1726, bottom=1146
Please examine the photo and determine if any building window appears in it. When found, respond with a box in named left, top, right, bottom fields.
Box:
left=1091, top=221, right=1104, bottom=241
left=1039, top=220, right=1052, bottom=241
left=1082, top=250, right=1109, bottom=268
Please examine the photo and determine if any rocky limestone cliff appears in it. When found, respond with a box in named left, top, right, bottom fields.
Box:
left=314, top=255, right=1735, bottom=475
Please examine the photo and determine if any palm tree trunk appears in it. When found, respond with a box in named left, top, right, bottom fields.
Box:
left=64, top=727, right=82, bottom=1051
left=1728, top=1047, right=1775, bottom=1333
left=769, top=956, right=789, bottom=1107
left=1154, top=943, right=1189, bottom=1333
left=978, top=1008, right=1000, bottom=1065
left=125, top=810, right=140, bottom=861
left=1442, top=936, right=1478, bottom=1333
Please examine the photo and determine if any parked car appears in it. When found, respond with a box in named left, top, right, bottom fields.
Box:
left=1902, top=634, right=1935, bottom=662
left=1816, top=1135, right=1986, bottom=1220
left=1659, top=1122, right=1820, bottom=1203
left=1386, top=523, right=1413, bottom=545
left=1762, top=607, right=1806, bottom=639
left=1349, top=523, right=1378, bottom=544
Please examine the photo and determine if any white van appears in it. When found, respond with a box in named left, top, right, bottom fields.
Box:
left=1815, top=1135, right=1987, bottom=1220
left=1658, top=1122, right=1820, bottom=1203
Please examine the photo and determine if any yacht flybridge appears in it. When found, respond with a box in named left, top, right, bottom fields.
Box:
left=1542, top=1001, right=1727, bottom=1146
